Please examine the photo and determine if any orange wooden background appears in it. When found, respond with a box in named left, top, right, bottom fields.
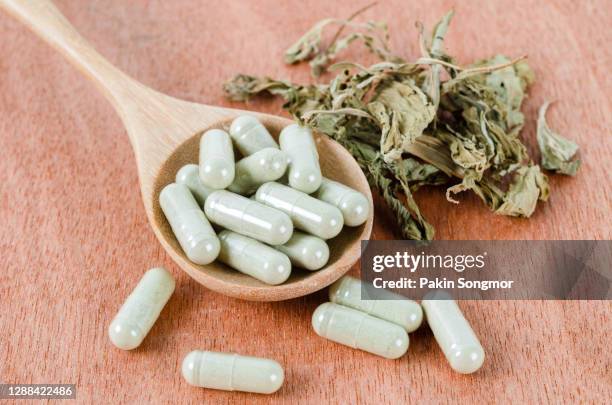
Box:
left=0, top=0, right=610, bottom=403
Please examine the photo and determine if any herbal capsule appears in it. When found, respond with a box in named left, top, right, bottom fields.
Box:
left=421, top=292, right=485, bottom=374
left=279, top=124, right=322, bottom=193
left=218, top=231, right=291, bottom=285
left=255, top=182, right=343, bottom=239
left=108, top=267, right=175, bottom=350
left=329, top=276, right=423, bottom=332
left=312, top=303, right=409, bottom=359
left=176, top=164, right=214, bottom=206
left=182, top=350, right=284, bottom=394
left=313, top=178, right=370, bottom=226
left=275, top=231, right=329, bottom=271
left=229, top=115, right=279, bottom=156
left=199, top=129, right=235, bottom=189
left=204, top=190, right=293, bottom=245
left=160, top=183, right=220, bottom=265
left=228, top=148, right=288, bottom=195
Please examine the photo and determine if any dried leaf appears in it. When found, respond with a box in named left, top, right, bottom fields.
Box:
left=310, top=25, right=397, bottom=77
left=421, top=10, right=454, bottom=109
left=284, top=18, right=338, bottom=65
left=435, top=127, right=488, bottom=173
left=496, top=165, right=549, bottom=217
left=395, top=157, right=448, bottom=191
left=223, top=75, right=296, bottom=102
left=367, top=80, right=436, bottom=162
left=537, top=101, right=580, bottom=176
left=284, top=4, right=398, bottom=77
left=472, top=55, right=534, bottom=130
left=445, top=173, right=505, bottom=207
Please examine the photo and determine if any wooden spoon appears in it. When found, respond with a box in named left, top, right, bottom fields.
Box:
left=1, top=0, right=373, bottom=301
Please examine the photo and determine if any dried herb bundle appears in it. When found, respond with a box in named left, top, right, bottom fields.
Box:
left=223, top=9, right=579, bottom=240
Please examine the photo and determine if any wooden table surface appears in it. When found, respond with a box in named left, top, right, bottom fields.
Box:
left=0, top=1, right=610, bottom=403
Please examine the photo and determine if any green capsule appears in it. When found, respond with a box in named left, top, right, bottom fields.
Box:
left=275, top=231, right=329, bottom=271
left=108, top=267, right=175, bottom=350
left=279, top=124, right=322, bottom=193
left=217, top=230, right=291, bottom=285
left=313, top=178, right=370, bottom=226
left=205, top=190, right=293, bottom=245
left=182, top=350, right=284, bottom=394
left=422, top=292, right=485, bottom=374
left=312, top=302, right=409, bottom=359
left=175, top=164, right=214, bottom=206
left=229, top=115, right=279, bottom=156
left=256, top=182, right=343, bottom=239
left=159, top=183, right=220, bottom=265
left=228, top=148, right=288, bottom=195
left=329, top=276, right=423, bottom=332
left=199, top=129, right=235, bottom=189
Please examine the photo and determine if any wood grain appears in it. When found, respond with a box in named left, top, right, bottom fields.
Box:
left=0, top=0, right=610, bottom=403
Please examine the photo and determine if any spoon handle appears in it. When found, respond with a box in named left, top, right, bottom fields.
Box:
left=0, top=0, right=153, bottom=121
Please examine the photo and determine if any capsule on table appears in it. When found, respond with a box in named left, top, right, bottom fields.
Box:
left=313, top=178, right=370, bottom=226
left=421, top=292, right=485, bottom=374
left=182, top=350, right=284, bottom=394
left=159, top=183, right=220, bottom=265
left=176, top=164, right=215, bottom=207
left=218, top=230, right=291, bottom=285
left=229, top=115, right=279, bottom=156
left=204, top=190, right=293, bottom=245
left=275, top=231, right=329, bottom=271
left=312, top=302, right=409, bottom=359
left=199, top=129, right=235, bottom=189
left=256, top=182, right=343, bottom=239
left=279, top=124, right=322, bottom=193
left=329, top=276, right=423, bottom=332
left=108, top=267, right=175, bottom=350
left=228, top=148, right=288, bottom=195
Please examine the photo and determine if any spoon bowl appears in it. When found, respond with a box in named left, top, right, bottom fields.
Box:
left=154, top=115, right=372, bottom=300
left=1, top=0, right=373, bottom=300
